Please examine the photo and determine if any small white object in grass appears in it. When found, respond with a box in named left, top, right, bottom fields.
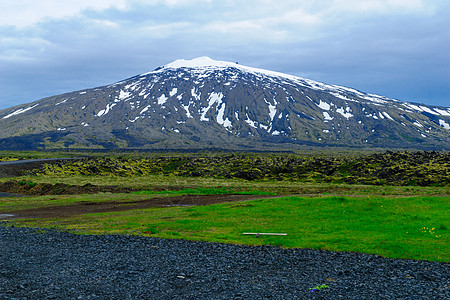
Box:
left=242, top=233, right=287, bottom=237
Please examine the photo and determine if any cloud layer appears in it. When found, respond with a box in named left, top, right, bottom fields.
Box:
left=1, top=0, right=449, bottom=109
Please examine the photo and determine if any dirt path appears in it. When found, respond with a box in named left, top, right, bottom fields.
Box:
left=1, top=194, right=273, bottom=220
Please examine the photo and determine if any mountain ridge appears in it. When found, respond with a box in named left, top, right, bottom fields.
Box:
left=1, top=57, right=449, bottom=151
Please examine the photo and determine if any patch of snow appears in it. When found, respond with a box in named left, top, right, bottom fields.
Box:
left=419, top=106, right=439, bottom=115
left=158, top=94, right=168, bottom=105
left=245, top=114, right=258, bottom=128
left=81, top=105, right=86, bottom=110
left=330, top=91, right=354, bottom=102
left=413, top=121, right=423, bottom=127
left=323, top=130, right=329, bottom=133
left=140, top=105, right=151, bottom=115
left=235, top=112, right=239, bottom=121
left=434, top=108, right=450, bottom=116
left=119, top=90, right=132, bottom=101
left=439, top=119, right=450, bottom=130
left=97, top=103, right=116, bottom=117
left=169, top=88, right=178, bottom=97
left=2, top=104, right=39, bottom=119
left=323, top=111, right=333, bottom=121
left=191, top=88, right=201, bottom=101
left=360, top=94, right=388, bottom=104
left=182, top=103, right=193, bottom=119
left=264, top=99, right=277, bottom=121
left=336, top=107, right=353, bottom=119
left=81, top=122, right=89, bottom=127
left=272, top=130, right=281, bottom=136
left=217, top=102, right=232, bottom=128
left=317, top=100, right=330, bottom=111
left=200, top=92, right=224, bottom=121
left=57, top=128, right=66, bottom=131
left=403, top=103, right=423, bottom=112
left=174, top=129, right=180, bottom=133
left=382, top=112, right=394, bottom=121
left=79, top=91, right=87, bottom=95
left=55, top=99, right=68, bottom=106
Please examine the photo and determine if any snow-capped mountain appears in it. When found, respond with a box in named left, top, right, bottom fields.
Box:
left=1, top=56, right=449, bottom=150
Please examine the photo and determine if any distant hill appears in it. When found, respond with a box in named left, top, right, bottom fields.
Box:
left=0, top=56, right=449, bottom=151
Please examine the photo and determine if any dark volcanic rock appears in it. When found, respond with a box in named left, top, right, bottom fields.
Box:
left=0, top=225, right=448, bottom=299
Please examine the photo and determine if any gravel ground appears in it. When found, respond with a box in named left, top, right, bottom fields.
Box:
left=0, top=224, right=448, bottom=299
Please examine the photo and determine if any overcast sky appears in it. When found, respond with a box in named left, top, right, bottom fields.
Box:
left=1, top=0, right=449, bottom=110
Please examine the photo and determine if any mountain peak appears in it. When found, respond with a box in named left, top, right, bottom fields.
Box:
left=152, top=56, right=301, bottom=83
left=164, top=56, right=236, bottom=69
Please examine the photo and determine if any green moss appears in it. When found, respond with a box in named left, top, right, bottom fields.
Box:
left=28, top=151, right=450, bottom=186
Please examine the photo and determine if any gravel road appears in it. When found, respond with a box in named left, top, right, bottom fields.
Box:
left=0, top=224, right=448, bottom=299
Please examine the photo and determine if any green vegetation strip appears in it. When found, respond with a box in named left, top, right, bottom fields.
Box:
left=27, top=151, right=450, bottom=186
left=10, top=195, right=449, bottom=262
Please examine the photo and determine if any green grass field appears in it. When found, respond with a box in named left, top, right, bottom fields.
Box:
left=3, top=192, right=448, bottom=262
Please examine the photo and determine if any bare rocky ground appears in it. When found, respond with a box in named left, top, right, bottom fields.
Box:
left=0, top=225, right=449, bottom=299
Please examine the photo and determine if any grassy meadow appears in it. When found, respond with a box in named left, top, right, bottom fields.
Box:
left=1, top=150, right=449, bottom=262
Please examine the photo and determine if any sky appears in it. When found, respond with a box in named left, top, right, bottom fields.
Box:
left=1, top=0, right=449, bottom=110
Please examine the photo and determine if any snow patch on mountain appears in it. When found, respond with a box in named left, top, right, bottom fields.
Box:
left=169, top=88, right=178, bottom=97
left=217, top=102, right=232, bottom=128
left=323, top=112, right=333, bottom=121
left=382, top=112, right=394, bottom=121
left=97, top=103, right=116, bottom=117
left=413, top=121, right=424, bottom=128
left=119, top=90, right=132, bottom=101
left=317, top=100, right=331, bottom=111
left=336, top=107, right=353, bottom=119
left=140, top=105, right=151, bottom=115
left=439, top=119, right=450, bottom=130
left=245, top=114, right=258, bottom=128
left=200, top=92, right=224, bottom=122
left=434, top=108, right=450, bottom=116
left=158, top=94, right=168, bottom=105
left=2, top=104, right=39, bottom=119
left=182, top=102, right=193, bottom=119
left=55, top=99, right=68, bottom=106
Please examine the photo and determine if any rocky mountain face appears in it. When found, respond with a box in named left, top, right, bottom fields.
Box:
left=1, top=57, right=449, bottom=151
